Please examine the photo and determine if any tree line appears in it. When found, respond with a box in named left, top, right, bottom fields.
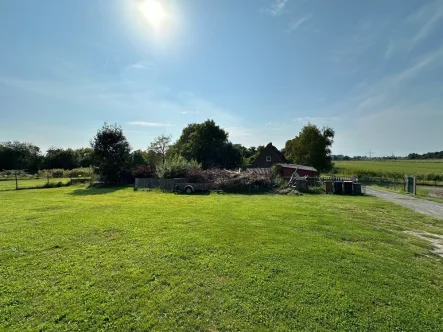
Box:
left=1, top=120, right=335, bottom=182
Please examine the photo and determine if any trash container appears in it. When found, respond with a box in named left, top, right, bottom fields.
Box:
left=334, top=181, right=343, bottom=194
left=324, top=181, right=333, bottom=194
left=344, top=181, right=353, bottom=195
left=353, top=183, right=362, bottom=195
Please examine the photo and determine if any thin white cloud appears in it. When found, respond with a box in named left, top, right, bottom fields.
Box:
left=287, top=15, right=311, bottom=33
left=407, top=0, right=443, bottom=51
left=128, top=121, right=175, bottom=127
left=384, top=42, right=395, bottom=59
left=293, top=117, right=340, bottom=123
left=130, top=61, right=155, bottom=70
left=263, top=0, right=290, bottom=16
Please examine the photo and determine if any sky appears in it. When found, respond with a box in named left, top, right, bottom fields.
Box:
left=0, top=0, right=442, bottom=157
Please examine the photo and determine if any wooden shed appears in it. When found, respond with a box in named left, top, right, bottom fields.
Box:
left=275, top=163, right=318, bottom=179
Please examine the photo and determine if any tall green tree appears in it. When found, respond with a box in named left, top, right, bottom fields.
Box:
left=285, top=124, right=335, bottom=173
left=130, top=149, right=148, bottom=167
left=148, top=134, right=171, bottom=164
left=0, top=141, right=42, bottom=172
left=44, top=147, right=78, bottom=169
left=172, top=119, right=241, bottom=169
left=74, top=148, right=94, bottom=167
left=91, top=123, right=131, bottom=183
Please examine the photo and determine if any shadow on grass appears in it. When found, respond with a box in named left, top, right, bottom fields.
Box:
left=174, top=191, right=211, bottom=196
left=69, top=186, right=129, bottom=196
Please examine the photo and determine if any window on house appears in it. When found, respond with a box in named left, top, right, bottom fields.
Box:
left=266, top=156, right=271, bottom=162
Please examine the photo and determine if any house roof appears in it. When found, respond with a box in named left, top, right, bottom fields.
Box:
left=275, top=163, right=318, bottom=172
left=264, top=142, right=288, bottom=163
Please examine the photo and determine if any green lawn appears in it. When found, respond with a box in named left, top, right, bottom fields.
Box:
left=1, top=187, right=443, bottom=331
left=334, top=160, right=443, bottom=175
left=0, top=178, right=72, bottom=191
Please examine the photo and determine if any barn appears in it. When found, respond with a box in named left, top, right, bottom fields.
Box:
left=275, top=163, right=318, bottom=180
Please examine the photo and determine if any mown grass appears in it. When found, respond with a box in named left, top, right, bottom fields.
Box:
left=1, top=187, right=443, bottom=331
left=0, top=178, right=72, bottom=191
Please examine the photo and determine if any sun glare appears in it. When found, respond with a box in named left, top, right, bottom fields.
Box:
left=142, top=0, right=166, bottom=28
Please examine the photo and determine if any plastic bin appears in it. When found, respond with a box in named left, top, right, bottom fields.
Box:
left=334, top=181, right=343, bottom=194
left=344, top=181, right=353, bottom=195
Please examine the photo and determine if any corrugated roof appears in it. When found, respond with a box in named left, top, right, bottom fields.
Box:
left=246, top=168, right=271, bottom=175
left=275, top=163, right=318, bottom=172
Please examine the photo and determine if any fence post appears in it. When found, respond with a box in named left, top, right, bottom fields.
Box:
left=47, top=173, right=50, bottom=186
left=15, top=173, right=18, bottom=190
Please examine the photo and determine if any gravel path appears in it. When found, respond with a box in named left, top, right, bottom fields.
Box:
left=366, top=187, right=443, bottom=220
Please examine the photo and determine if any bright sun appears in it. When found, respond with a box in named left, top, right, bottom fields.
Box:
left=142, top=0, right=166, bottom=28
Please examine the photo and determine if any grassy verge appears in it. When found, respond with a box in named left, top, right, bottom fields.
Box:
left=1, top=187, right=443, bottom=330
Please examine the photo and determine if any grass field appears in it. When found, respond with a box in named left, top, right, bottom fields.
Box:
left=334, top=160, right=443, bottom=175
left=1, top=187, right=443, bottom=330
left=0, top=178, right=72, bottom=191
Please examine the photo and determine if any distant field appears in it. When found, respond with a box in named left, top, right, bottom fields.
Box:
left=1, top=187, right=443, bottom=330
left=334, top=160, right=443, bottom=176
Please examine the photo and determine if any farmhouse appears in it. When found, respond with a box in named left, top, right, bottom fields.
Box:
left=248, top=142, right=318, bottom=179
left=250, top=143, right=287, bottom=168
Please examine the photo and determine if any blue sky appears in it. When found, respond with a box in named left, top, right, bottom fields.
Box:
left=1, top=0, right=442, bottom=156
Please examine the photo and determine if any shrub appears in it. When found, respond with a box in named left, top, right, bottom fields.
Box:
left=132, top=165, right=156, bottom=178
left=51, top=169, right=65, bottom=178
left=156, top=156, right=201, bottom=179
left=67, top=167, right=93, bottom=178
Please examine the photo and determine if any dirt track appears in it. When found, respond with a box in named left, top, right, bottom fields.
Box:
left=366, top=187, right=443, bottom=220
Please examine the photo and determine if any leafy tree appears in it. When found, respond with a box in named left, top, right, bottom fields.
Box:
left=44, top=147, right=78, bottom=169
left=74, top=148, right=93, bottom=167
left=0, top=141, right=42, bottom=172
left=242, top=145, right=265, bottom=167
left=285, top=124, right=335, bottom=173
left=148, top=134, right=172, bottom=164
left=172, top=119, right=242, bottom=169
left=90, top=123, right=131, bottom=183
left=131, top=149, right=148, bottom=167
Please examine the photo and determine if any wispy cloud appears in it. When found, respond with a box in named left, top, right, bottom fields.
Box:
left=287, top=14, right=311, bottom=33
left=407, top=0, right=443, bottom=51
left=384, top=41, right=395, bottom=59
left=130, top=61, right=155, bottom=70
left=293, top=117, right=340, bottom=124
left=128, top=121, right=175, bottom=127
left=263, top=0, right=290, bottom=16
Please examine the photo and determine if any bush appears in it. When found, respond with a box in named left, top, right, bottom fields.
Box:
left=50, top=169, right=64, bottom=178
left=132, top=165, right=156, bottom=178
left=156, top=156, right=201, bottom=179
left=67, top=167, right=93, bottom=178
